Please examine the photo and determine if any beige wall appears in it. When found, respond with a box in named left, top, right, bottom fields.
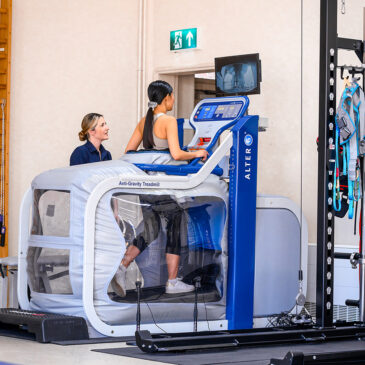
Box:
left=8, top=0, right=365, bottom=255
left=9, top=0, right=140, bottom=255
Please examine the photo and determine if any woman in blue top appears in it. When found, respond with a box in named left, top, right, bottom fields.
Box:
left=70, top=113, right=112, bottom=166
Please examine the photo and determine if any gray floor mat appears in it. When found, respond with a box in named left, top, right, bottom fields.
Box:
left=92, top=339, right=365, bottom=365
left=52, top=336, right=135, bottom=345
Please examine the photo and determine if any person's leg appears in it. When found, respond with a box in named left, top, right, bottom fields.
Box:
left=121, top=244, right=141, bottom=268
left=112, top=237, right=145, bottom=297
left=165, top=253, right=194, bottom=294
left=112, top=199, right=160, bottom=297
left=164, top=204, right=194, bottom=294
left=165, top=205, right=182, bottom=280
left=166, top=253, right=179, bottom=280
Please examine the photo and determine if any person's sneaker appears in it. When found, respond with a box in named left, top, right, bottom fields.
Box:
left=165, top=278, right=195, bottom=294
left=111, top=265, right=127, bottom=297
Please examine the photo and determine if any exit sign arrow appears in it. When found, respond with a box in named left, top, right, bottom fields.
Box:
left=186, top=31, right=193, bottom=47
left=170, top=28, right=197, bottom=51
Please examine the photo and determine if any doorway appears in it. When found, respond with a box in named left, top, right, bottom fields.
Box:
left=158, top=70, right=216, bottom=146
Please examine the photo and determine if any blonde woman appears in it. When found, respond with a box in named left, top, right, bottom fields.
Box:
left=70, top=113, right=111, bottom=165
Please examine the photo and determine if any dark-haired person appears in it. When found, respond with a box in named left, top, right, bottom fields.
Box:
left=125, top=80, right=208, bottom=159
left=112, top=80, right=208, bottom=296
left=70, top=113, right=111, bottom=166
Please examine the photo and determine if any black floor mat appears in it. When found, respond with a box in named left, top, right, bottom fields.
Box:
left=0, top=328, right=36, bottom=341
left=92, top=339, right=365, bottom=365
left=0, top=326, right=134, bottom=345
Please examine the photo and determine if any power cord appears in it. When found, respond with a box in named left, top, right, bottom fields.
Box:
left=202, top=292, right=211, bottom=332
left=143, top=300, right=167, bottom=334
left=266, top=311, right=313, bottom=328
left=141, top=288, right=212, bottom=334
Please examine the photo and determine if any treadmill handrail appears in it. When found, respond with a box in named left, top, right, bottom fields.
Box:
left=133, top=162, right=223, bottom=176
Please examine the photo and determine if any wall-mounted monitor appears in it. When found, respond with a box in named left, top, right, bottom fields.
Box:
left=215, top=53, right=262, bottom=96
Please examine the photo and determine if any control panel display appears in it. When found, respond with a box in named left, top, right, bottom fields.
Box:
left=194, top=101, right=243, bottom=122
left=197, top=106, right=217, bottom=120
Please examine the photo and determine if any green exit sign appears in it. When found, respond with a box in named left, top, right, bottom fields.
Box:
left=170, top=28, right=197, bottom=51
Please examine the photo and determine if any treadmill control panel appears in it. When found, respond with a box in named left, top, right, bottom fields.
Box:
left=193, top=101, right=244, bottom=122
left=188, top=97, right=248, bottom=151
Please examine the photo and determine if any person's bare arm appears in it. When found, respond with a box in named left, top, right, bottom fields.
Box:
left=125, top=119, right=144, bottom=153
left=166, top=117, right=208, bottom=161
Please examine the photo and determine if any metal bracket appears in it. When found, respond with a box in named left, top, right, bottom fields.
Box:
left=350, top=253, right=360, bottom=269
left=337, top=37, right=364, bottom=63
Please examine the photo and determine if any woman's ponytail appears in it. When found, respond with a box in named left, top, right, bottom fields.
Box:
left=78, top=130, right=87, bottom=141
left=142, top=107, right=155, bottom=149
left=142, top=80, right=173, bottom=150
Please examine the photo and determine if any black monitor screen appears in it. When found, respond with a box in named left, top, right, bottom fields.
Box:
left=215, top=53, right=261, bottom=96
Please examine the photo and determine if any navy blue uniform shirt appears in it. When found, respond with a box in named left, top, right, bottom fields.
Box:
left=70, top=140, right=112, bottom=166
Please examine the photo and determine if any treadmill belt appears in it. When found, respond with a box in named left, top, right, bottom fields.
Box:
left=110, top=284, right=221, bottom=303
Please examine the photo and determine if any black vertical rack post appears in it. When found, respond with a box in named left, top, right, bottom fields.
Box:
left=316, top=0, right=365, bottom=328
left=316, top=0, right=338, bottom=328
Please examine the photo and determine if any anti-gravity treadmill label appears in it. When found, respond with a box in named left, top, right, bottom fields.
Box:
left=118, top=181, right=160, bottom=187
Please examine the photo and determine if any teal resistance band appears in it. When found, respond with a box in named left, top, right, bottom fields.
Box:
left=333, top=127, right=341, bottom=212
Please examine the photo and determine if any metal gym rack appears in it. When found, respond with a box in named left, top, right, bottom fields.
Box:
left=134, top=0, right=365, bottom=360
left=316, top=0, right=365, bottom=328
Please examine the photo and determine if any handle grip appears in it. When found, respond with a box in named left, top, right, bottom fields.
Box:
left=188, top=147, right=211, bottom=166
left=345, top=299, right=359, bottom=307
left=189, top=157, right=201, bottom=166
left=0, top=226, right=5, bottom=247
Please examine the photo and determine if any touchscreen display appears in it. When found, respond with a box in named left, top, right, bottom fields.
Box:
left=194, top=102, right=242, bottom=121
left=197, top=105, right=217, bottom=120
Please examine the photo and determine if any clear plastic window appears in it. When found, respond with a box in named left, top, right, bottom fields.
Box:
left=31, top=189, right=70, bottom=237
left=110, top=193, right=226, bottom=303
left=27, top=247, right=72, bottom=294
